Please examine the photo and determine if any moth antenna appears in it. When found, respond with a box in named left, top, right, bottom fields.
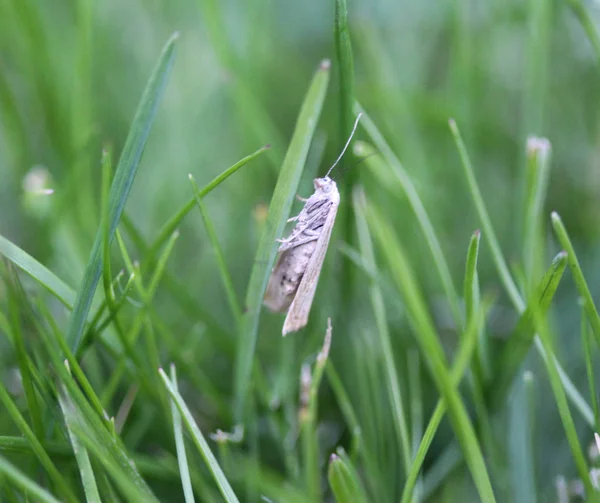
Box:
left=326, top=113, right=363, bottom=177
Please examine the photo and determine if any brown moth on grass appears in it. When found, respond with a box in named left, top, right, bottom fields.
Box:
left=264, top=113, right=362, bottom=335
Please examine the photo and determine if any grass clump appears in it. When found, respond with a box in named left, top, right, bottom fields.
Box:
left=2, top=1, right=600, bottom=502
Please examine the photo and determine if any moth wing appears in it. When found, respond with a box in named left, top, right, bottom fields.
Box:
left=264, top=252, right=294, bottom=312
left=282, top=198, right=339, bottom=335
left=264, top=241, right=318, bottom=312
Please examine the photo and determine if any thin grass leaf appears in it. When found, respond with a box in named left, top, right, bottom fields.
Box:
left=3, top=266, right=44, bottom=439
left=233, top=60, right=330, bottom=422
left=325, top=363, right=362, bottom=458
left=189, top=173, right=242, bottom=326
left=328, top=449, right=368, bottom=503
left=367, top=203, right=496, bottom=503
left=170, top=365, right=196, bottom=503
left=492, top=251, right=568, bottom=405
left=159, top=367, right=240, bottom=503
left=0, top=234, right=76, bottom=308
left=32, top=308, right=157, bottom=499
left=100, top=229, right=180, bottom=406
left=0, top=455, right=62, bottom=503
left=35, top=298, right=111, bottom=429
left=66, top=418, right=160, bottom=503
left=300, top=319, right=332, bottom=502
left=353, top=185, right=412, bottom=474
left=522, top=138, right=551, bottom=293
left=530, top=298, right=596, bottom=496
left=449, top=118, right=523, bottom=310
left=407, top=349, right=423, bottom=500
left=400, top=298, right=491, bottom=503
left=508, top=372, right=537, bottom=503
left=356, top=107, right=463, bottom=329
left=334, top=0, right=355, bottom=155
left=450, top=119, right=593, bottom=424
left=581, top=302, right=600, bottom=432
left=58, top=382, right=101, bottom=503
left=551, top=212, right=600, bottom=347
left=0, top=380, right=79, bottom=503
left=66, top=32, right=178, bottom=352
left=148, top=145, right=270, bottom=259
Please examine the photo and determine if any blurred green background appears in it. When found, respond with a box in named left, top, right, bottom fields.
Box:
left=2, top=0, right=600, bottom=502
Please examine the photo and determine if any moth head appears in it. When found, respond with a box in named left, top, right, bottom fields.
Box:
left=314, top=176, right=335, bottom=193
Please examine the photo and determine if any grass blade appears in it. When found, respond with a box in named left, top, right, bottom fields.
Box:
left=522, top=138, right=551, bottom=293
left=492, top=251, right=567, bottom=404
left=0, top=380, right=79, bottom=503
left=356, top=107, right=463, bottom=329
left=530, top=300, right=595, bottom=495
left=58, top=382, right=101, bottom=503
left=449, top=118, right=523, bottom=310
left=170, top=365, right=196, bottom=503
left=148, top=145, right=270, bottom=259
left=581, top=303, right=600, bottom=432
left=189, top=174, right=242, bottom=326
left=300, top=319, right=332, bottom=502
left=334, top=0, right=355, bottom=155
left=401, top=280, right=490, bottom=503
left=508, top=372, right=538, bottom=503
left=353, top=185, right=412, bottom=474
left=0, top=455, right=62, bottom=503
left=551, top=211, right=600, bottom=347
left=159, top=367, right=240, bottom=503
left=0, top=234, right=76, bottom=308
left=66, top=32, right=178, bottom=351
left=233, top=60, right=330, bottom=422
left=367, top=203, right=496, bottom=503
left=328, top=449, right=368, bottom=503
left=450, top=119, right=593, bottom=424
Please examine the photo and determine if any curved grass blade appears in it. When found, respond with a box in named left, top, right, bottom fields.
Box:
left=0, top=234, right=76, bottom=308
left=449, top=119, right=593, bottom=424
left=551, top=212, right=600, bottom=347
left=233, top=60, right=331, bottom=422
left=58, top=383, right=101, bottom=503
left=356, top=107, right=463, bottom=330
left=530, top=298, right=595, bottom=495
left=66, top=32, right=178, bottom=352
left=581, top=302, right=600, bottom=432
left=401, top=285, right=491, bottom=503
left=170, top=365, right=196, bottom=503
left=159, top=367, right=240, bottom=503
left=0, top=455, right=62, bottom=503
left=449, top=118, right=523, bottom=310
left=491, top=251, right=568, bottom=405
left=0, top=381, right=79, bottom=503
left=189, top=174, right=242, bottom=327
left=148, top=145, right=270, bottom=259
left=353, top=186, right=412, bottom=474
left=366, top=203, right=496, bottom=503
left=2, top=266, right=44, bottom=439
left=522, top=138, right=551, bottom=293
left=328, top=449, right=368, bottom=503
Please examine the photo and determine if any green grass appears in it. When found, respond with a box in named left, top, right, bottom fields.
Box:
left=2, top=1, right=600, bottom=501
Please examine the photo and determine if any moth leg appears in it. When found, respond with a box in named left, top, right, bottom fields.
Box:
left=287, top=215, right=299, bottom=222
left=296, top=194, right=308, bottom=202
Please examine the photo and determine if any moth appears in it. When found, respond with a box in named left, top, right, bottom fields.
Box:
left=264, top=113, right=362, bottom=335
